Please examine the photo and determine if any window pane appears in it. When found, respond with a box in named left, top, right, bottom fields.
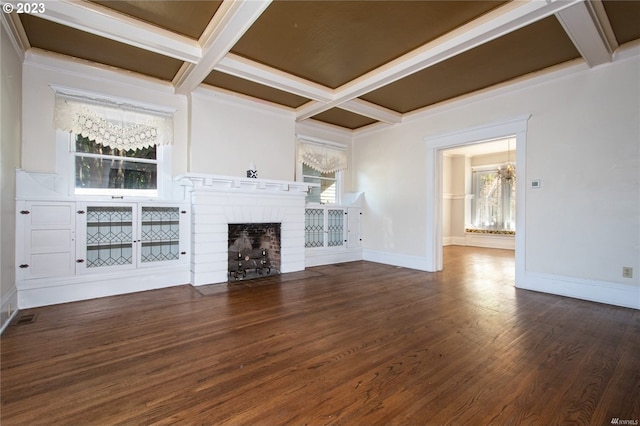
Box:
left=76, top=156, right=157, bottom=190
left=302, top=165, right=337, bottom=204
left=472, top=169, right=516, bottom=231
left=304, top=177, right=322, bottom=204
left=76, top=135, right=156, bottom=159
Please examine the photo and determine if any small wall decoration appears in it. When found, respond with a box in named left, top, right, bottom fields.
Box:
left=247, top=162, right=257, bottom=178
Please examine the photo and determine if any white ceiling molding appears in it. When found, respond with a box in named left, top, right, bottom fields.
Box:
left=35, top=0, right=201, bottom=63
left=173, top=0, right=271, bottom=95
left=25, top=49, right=177, bottom=95
left=215, top=53, right=334, bottom=103
left=338, top=99, right=402, bottom=124
left=296, top=0, right=583, bottom=121
left=1, top=11, right=29, bottom=60
left=556, top=0, right=617, bottom=67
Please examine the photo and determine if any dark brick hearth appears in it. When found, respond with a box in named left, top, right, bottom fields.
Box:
left=228, top=223, right=281, bottom=280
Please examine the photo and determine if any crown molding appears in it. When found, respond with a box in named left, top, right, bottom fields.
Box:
left=192, top=84, right=294, bottom=119
left=1, top=12, right=28, bottom=60
left=23, top=49, right=176, bottom=95
left=295, top=120, right=353, bottom=144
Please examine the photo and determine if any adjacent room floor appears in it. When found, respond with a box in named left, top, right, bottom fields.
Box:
left=2, top=246, right=638, bottom=424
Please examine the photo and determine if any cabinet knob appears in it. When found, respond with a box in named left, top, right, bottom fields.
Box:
left=77, top=210, right=86, bottom=214
left=20, top=210, right=30, bottom=215
left=19, top=264, right=29, bottom=268
left=76, top=259, right=85, bottom=263
left=181, top=251, right=187, bottom=255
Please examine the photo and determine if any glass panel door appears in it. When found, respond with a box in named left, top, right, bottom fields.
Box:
left=140, top=206, right=180, bottom=263
left=85, top=206, right=134, bottom=268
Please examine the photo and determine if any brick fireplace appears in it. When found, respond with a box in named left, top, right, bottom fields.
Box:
left=177, top=173, right=314, bottom=286
left=228, top=222, right=281, bottom=280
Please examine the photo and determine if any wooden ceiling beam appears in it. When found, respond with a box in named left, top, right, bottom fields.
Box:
left=555, top=0, right=618, bottom=68
left=34, top=0, right=201, bottom=63
left=215, top=53, right=333, bottom=103
left=173, top=0, right=271, bottom=96
left=338, top=99, right=402, bottom=125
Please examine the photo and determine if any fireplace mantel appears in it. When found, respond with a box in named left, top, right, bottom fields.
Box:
left=176, top=173, right=317, bottom=195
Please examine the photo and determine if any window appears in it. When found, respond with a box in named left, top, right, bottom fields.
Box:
left=74, top=135, right=159, bottom=196
left=302, top=164, right=339, bottom=204
left=52, top=90, right=174, bottom=198
left=297, top=139, right=347, bottom=205
left=471, top=166, right=516, bottom=231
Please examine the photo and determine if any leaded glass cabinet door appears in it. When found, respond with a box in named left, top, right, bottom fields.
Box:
left=327, top=209, right=346, bottom=247
left=77, top=204, right=136, bottom=272
left=139, top=206, right=181, bottom=266
left=305, top=208, right=325, bottom=248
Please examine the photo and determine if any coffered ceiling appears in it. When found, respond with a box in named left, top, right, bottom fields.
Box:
left=4, top=0, right=640, bottom=131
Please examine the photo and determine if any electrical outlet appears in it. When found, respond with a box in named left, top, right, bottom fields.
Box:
left=622, top=267, right=633, bottom=279
left=7, top=304, right=13, bottom=317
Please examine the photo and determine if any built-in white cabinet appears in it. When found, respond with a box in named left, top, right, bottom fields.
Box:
left=17, top=201, right=76, bottom=280
left=16, top=200, right=190, bottom=307
left=75, top=203, right=189, bottom=273
left=347, top=207, right=362, bottom=249
left=304, top=206, right=362, bottom=267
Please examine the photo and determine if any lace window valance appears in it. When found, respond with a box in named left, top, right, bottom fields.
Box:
left=297, top=140, right=347, bottom=173
left=53, top=92, right=173, bottom=150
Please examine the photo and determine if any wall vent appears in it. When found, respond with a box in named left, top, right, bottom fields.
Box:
left=15, top=313, right=38, bottom=325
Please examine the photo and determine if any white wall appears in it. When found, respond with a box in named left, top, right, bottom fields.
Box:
left=449, top=155, right=467, bottom=241
left=189, top=87, right=296, bottom=181
left=354, top=48, right=639, bottom=307
left=442, top=155, right=452, bottom=243
left=21, top=52, right=189, bottom=177
left=1, top=23, right=22, bottom=329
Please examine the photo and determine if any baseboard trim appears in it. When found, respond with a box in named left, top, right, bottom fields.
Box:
left=18, top=269, right=190, bottom=308
left=1, top=287, right=19, bottom=334
left=305, top=248, right=363, bottom=267
left=518, top=271, right=640, bottom=310
left=363, top=249, right=429, bottom=271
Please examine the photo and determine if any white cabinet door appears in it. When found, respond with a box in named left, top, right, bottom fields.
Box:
left=347, top=207, right=362, bottom=249
left=138, top=204, right=189, bottom=267
left=17, top=201, right=76, bottom=279
left=76, top=203, right=137, bottom=273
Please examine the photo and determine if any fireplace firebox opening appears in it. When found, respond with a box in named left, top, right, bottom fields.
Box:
left=228, top=223, right=281, bottom=280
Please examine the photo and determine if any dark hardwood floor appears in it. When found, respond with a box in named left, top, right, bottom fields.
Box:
left=2, top=246, right=639, bottom=425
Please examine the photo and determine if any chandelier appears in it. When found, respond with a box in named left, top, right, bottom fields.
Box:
left=498, top=139, right=515, bottom=181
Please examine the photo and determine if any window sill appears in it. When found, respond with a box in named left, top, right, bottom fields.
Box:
left=465, top=228, right=515, bottom=236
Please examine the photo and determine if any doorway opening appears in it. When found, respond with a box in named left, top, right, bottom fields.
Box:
left=441, top=138, right=516, bottom=251
left=424, top=115, right=529, bottom=286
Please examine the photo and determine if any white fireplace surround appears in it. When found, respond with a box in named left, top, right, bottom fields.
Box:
left=177, top=173, right=315, bottom=285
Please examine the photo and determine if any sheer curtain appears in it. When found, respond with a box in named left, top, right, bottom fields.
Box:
left=53, top=92, right=173, bottom=150
left=297, top=140, right=347, bottom=173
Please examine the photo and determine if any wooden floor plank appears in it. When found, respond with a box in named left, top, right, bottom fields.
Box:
left=2, top=246, right=638, bottom=425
